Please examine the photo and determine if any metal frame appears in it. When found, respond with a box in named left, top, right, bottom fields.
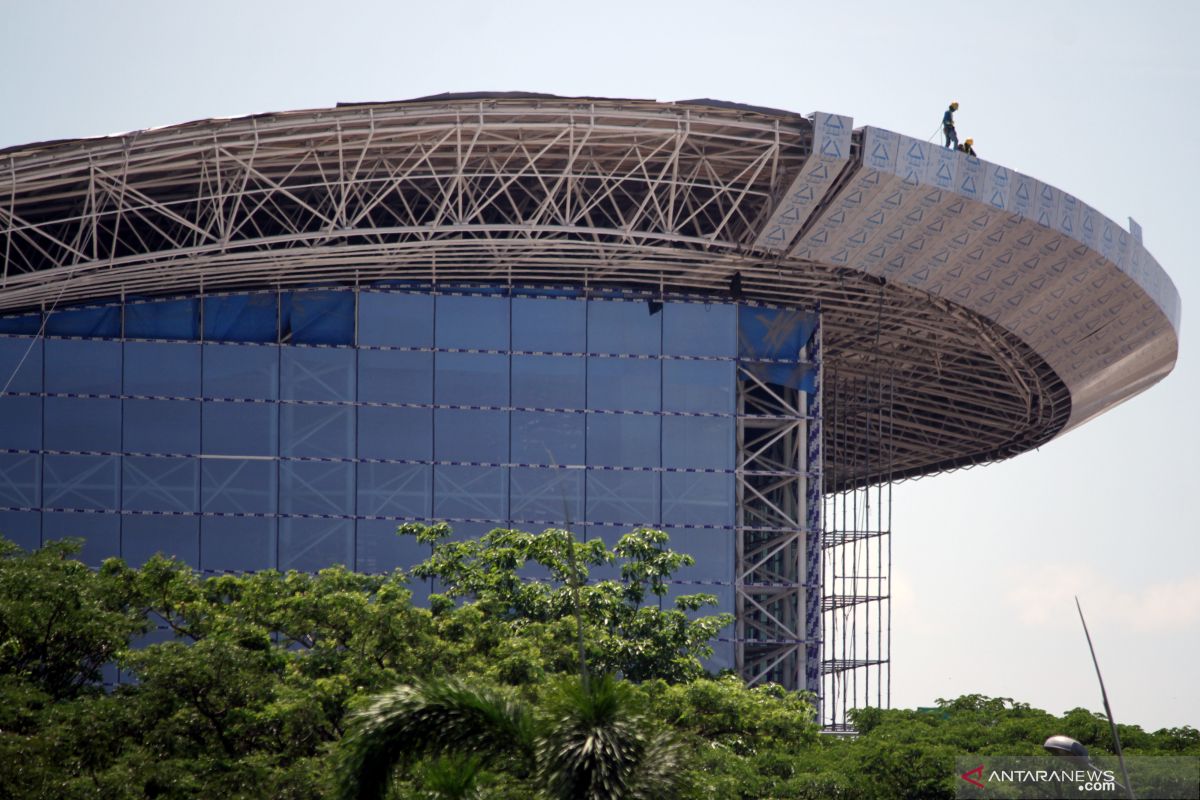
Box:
left=734, top=345, right=813, bottom=691
left=0, top=97, right=1081, bottom=486
left=821, top=357, right=894, bottom=730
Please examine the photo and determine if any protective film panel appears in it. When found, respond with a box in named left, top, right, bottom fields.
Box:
left=122, top=515, right=199, bottom=568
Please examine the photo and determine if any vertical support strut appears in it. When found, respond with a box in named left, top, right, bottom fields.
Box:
left=804, top=317, right=824, bottom=702
left=734, top=307, right=819, bottom=694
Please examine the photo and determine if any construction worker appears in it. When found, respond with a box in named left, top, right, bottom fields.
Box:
left=942, top=102, right=959, bottom=149
left=957, top=138, right=976, bottom=156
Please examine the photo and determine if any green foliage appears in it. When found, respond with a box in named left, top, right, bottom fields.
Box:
left=535, top=674, right=683, bottom=800
left=338, top=674, right=684, bottom=800
left=0, top=531, right=1194, bottom=800
left=0, top=538, right=147, bottom=699
left=402, top=524, right=733, bottom=683
left=336, top=679, right=534, bottom=800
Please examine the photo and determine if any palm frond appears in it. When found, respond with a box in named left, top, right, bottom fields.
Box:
left=417, top=754, right=485, bottom=800
left=536, top=675, right=682, bottom=800
left=336, top=679, right=534, bottom=800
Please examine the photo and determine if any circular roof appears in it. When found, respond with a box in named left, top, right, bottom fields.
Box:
left=0, top=95, right=1180, bottom=486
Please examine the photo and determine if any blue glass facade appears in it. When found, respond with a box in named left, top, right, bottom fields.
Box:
left=1, top=287, right=818, bottom=668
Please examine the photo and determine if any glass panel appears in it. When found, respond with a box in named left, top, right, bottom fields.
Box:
left=510, top=466, right=581, bottom=528
left=0, top=453, right=40, bottom=508
left=280, top=404, right=354, bottom=458
left=357, top=463, right=431, bottom=518
left=358, top=349, right=432, bottom=404
left=435, top=352, right=508, bottom=406
left=661, top=472, right=735, bottom=526
left=662, top=416, right=734, bottom=470
left=435, top=295, right=509, bottom=350
left=512, top=297, right=586, bottom=352
left=738, top=305, right=818, bottom=390
left=707, top=640, right=734, bottom=672
left=435, top=409, right=507, bottom=463
left=663, top=301, right=736, bottom=357
left=511, top=355, right=585, bottom=409
left=203, top=343, right=279, bottom=399
left=123, top=400, right=201, bottom=454
left=124, top=341, right=201, bottom=397
left=279, top=461, right=354, bottom=516
left=122, top=515, right=199, bottom=568
left=0, top=313, right=42, bottom=335
left=43, top=455, right=119, bottom=510
left=281, top=347, right=355, bottom=401
left=201, top=458, right=277, bottom=514
left=586, top=415, right=659, bottom=468
left=42, top=511, right=119, bottom=567
left=738, top=305, right=815, bottom=360
left=662, top=360, right=735, bottom=414
left=203, top=293, right=278, bottom=343
left=434, top=465, right=507, bottom=525
left=586, top=470, right=659, bottom=527
left=588, top=299, right=660, bottom=355
left=45, top=305, right=120, bottom=338
left=0, top=335, right=42, bottom=451
left=0, top=337, right=42, bottom=392
left=0, top=510, right=39, bottom=552
left=587, top=357, right=660, bottom=412
left=0, top=396, right=42, bottom=450
left=663, top=527, right=734, bottom=580
left=125, top=298, right=200, bottom=340
left=511, top=411, right=584, bottom=466
left=357, top=407, right=431, bottom=461
left=279, top=517, right=354, bottom=571
left=45, top=397, right=121, bottom=452
left=45, top=339, right=121, bottom=394
left=202, top=402, right=278, bottom=457
left=122, top=456, right=199, bottom=513
left=281, top=290, right=355, bottom=345
left=356, top=518, right=431, bottom=574
left=201, top=516, right=276, bottom=573
left=358, top=292, right=433, bottom=347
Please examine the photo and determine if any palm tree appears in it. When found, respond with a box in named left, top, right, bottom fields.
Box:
left=336, top=674, right=683, bottom=800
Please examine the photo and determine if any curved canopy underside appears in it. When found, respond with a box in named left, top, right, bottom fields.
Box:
left=0, top=95, right=1179, bottom=487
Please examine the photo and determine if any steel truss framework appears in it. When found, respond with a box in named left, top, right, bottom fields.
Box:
left=734, top=317, right=892, bottom=730
left=0, top=95, right=1178, bottom=729
left=735, top=344, right=814, bottom=692
left=0, top=96, right=1076, bottom=485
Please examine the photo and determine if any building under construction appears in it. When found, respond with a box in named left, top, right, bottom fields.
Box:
left=0, top=95, right=1180, bottom=727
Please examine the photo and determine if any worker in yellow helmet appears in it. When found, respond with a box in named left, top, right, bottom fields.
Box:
left=957, top=138, right=976, bottom=157
left=942, top=102, right=960, bottom=149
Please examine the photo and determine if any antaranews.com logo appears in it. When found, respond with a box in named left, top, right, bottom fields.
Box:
left=954, top=756, right=1199, bottom=798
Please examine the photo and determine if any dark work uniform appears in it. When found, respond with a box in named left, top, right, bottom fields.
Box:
left=943, top=107, right=958, bottom=149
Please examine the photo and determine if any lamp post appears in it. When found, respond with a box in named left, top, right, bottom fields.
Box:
left=1043, top=734, right=1131, bottom=797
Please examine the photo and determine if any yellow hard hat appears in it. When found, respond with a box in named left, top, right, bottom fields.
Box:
left=950, top=101, right=959, bottom=110
left=965, top=138, right=974, bottom=146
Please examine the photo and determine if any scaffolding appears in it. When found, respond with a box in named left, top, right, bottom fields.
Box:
left=820, top=359, right=894, bottom=731
left=735, top=310, right=893, bottom=730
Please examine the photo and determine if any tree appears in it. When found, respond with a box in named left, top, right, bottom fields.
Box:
left=0, top=538, right=146, bottom=700
left=402, top=524, right=733, bottom=684
left=336, top=674, right=684, bottom=800
left=2, top=533, right=1192, bottom=800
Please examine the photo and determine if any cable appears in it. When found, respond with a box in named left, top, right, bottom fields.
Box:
left=0, top=278, right=70, bottom=397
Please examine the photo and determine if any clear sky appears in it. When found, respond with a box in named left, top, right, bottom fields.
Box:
left=1, top=0, right=1195, bottom=730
